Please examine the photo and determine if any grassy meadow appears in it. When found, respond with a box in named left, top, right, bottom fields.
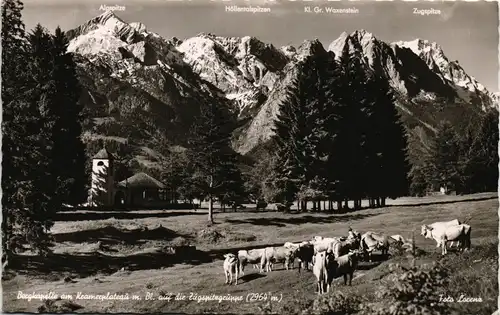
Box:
left=2, top=192, right=498, bottom=314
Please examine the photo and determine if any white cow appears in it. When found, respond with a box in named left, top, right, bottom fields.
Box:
left=390, top=234, right=406, bottom=245
left=312, top=238, right=340, bottom=254
left=360, top=232, right=389, bottom=262
left=238, top=248, right=265, bottom=275
left=260, top=246, right=296, bottom=272
left=312, top=251, right=337, bottom=295
left=421, top=224, right=471, bottom=255
left=424, top=219, right=461, bottom=248
left=328, top=237, right=360, bottom=259
left=223, top=253, right=239, bottom=285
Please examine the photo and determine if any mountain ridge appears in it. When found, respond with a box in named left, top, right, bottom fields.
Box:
left=67, top=11, right=498, bottom=167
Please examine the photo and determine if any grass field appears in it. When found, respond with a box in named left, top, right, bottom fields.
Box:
left=3, top=193, right=498, bottom=314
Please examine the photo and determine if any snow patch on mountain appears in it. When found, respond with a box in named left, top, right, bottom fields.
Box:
left=67, top=26, right=126, bottom=55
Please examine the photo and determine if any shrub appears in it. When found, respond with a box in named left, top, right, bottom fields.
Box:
left=307, top=291, right=361, bottom=315
left=359, top=263, right=450, bottom=315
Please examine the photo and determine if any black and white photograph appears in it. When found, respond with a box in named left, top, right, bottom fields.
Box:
left=2, top=0, right=499, bottom=314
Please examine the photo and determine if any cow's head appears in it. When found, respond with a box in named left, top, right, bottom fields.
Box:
left=325, top=251, right=336, bottom=268
left=421, top=225, right=432, bottom=238
left=312, top=236, right=323, bottom=243
left=224, top=253, right=236, bottom=261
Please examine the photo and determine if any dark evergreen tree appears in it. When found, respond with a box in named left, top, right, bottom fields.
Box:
left=303, top=51, right=344, bottom=211
left=463, top=110, right=499, bottom=193
left=407, top=127, right=433, bottom=196
left=296, top=58, right=328, bottom=211
left=268, top=81, right=308, bottom=211
left=25, top=24, right=59, bottom=254
left=1, top=0, right=30, bottom=261
left=425, top=120, right=461, bottom=193
left=365, top=73, right=410, bottom=206
left=187, top=103, right=244, bottom=223
left=331, top=48, right=370, bottom=210
left=50, top=27, right=86, bottom=206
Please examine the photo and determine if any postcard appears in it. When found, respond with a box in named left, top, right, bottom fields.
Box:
left=2, top=0, right=498, bottom=314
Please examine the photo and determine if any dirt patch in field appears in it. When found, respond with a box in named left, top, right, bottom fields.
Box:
left=196, top=227, right=256, bottom=245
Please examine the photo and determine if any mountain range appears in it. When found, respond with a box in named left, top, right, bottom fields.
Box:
left=67, top=11, right=498, bottom=170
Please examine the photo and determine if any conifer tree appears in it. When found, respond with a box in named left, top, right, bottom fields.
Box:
left=460, top=110, right=499, bottom=193
left=365, top=73, right=409, bottom=206
left=188, top=103, right=244, bottom=223
left=2, top=0, right=31, bottom=259
left=425, top=120, right=461, bottom=193
left=25, top=24, right=59, bottom=254
left=50, top=27, right=86, bottom=206
left=268, top=86, right=306, bottom=210
left=332, top=48, right=370, bottom=210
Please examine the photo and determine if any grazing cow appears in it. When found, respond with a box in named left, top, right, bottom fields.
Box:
left=360, top=232, right=389, bottom=262
left=390, top=234, right=406, bottom=245
left=260, top=246, right=296, bottom=272
left=312, top=251, right=337, bottom=295
left=312, top=238, right=340, bottom=254
left=223, top=253, right=239, bottom=285
left=334, top=250, right=362, bottom=286
left=421, top=224, right=471, bottom=255
left=347, top=228, right=361, bottom=241
left=295, top=243, right=315, bottom=272
left=424, top=219, right=461, bottom=248
left=328, top=236, right=360, bottom=259
left=366, top=232, right=390, bottom=255
left=238, top=248, right=265, bottom=275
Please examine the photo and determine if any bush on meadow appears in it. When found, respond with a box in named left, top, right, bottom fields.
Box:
left=359, top=263, right=450, bottom=315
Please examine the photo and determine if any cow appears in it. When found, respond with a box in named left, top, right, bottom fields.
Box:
left=312, top=251, right=337, bottom=295
left=421, top=224, right=471, bottom=255
left=334, top=250, right=362, bottom=286
left=347, top=228, right=361, bottom=241
left=238, top=248, right=265, bottom=275
left=223, top=253, right=239, bottom=285
left=312, top=237, right=341, bottom=254
left=260, top=246, right=296, bottom=272
left=295, top=243, right=315, bottom=272
left=389, top=234, right=406, bottom=246
left=360, top=232, right=389, bottom=262
left=424, top=219, right=461, bottom=248
left=328, top=237, right=360, bottom=259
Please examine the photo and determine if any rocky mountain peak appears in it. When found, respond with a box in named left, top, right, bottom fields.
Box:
left=129, top=22, right=147, bottom=33
left=394, top=38, right=490, bottom=98
left=66, top=11, right=148, bottom=56
left=327, top=29, right=379, bottom=62
left=397, top=38, right=444, bottom=57
left=296, top=39, right=326, bottom=59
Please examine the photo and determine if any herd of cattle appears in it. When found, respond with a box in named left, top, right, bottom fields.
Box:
left=222, top=219, right=472, bottom=294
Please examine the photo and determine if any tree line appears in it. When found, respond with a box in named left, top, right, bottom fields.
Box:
left=408, top=111, right=498, bottom=196
left=166, top=45, right=497, bottom=223
left=260, top=48, right=409, bottom=211
left=157, top=47, right=410, bottom=222
left=2, top=0, right=86, bottom=260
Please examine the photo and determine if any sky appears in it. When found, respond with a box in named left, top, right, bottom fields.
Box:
left=22, top=0, right=499, bottom=92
